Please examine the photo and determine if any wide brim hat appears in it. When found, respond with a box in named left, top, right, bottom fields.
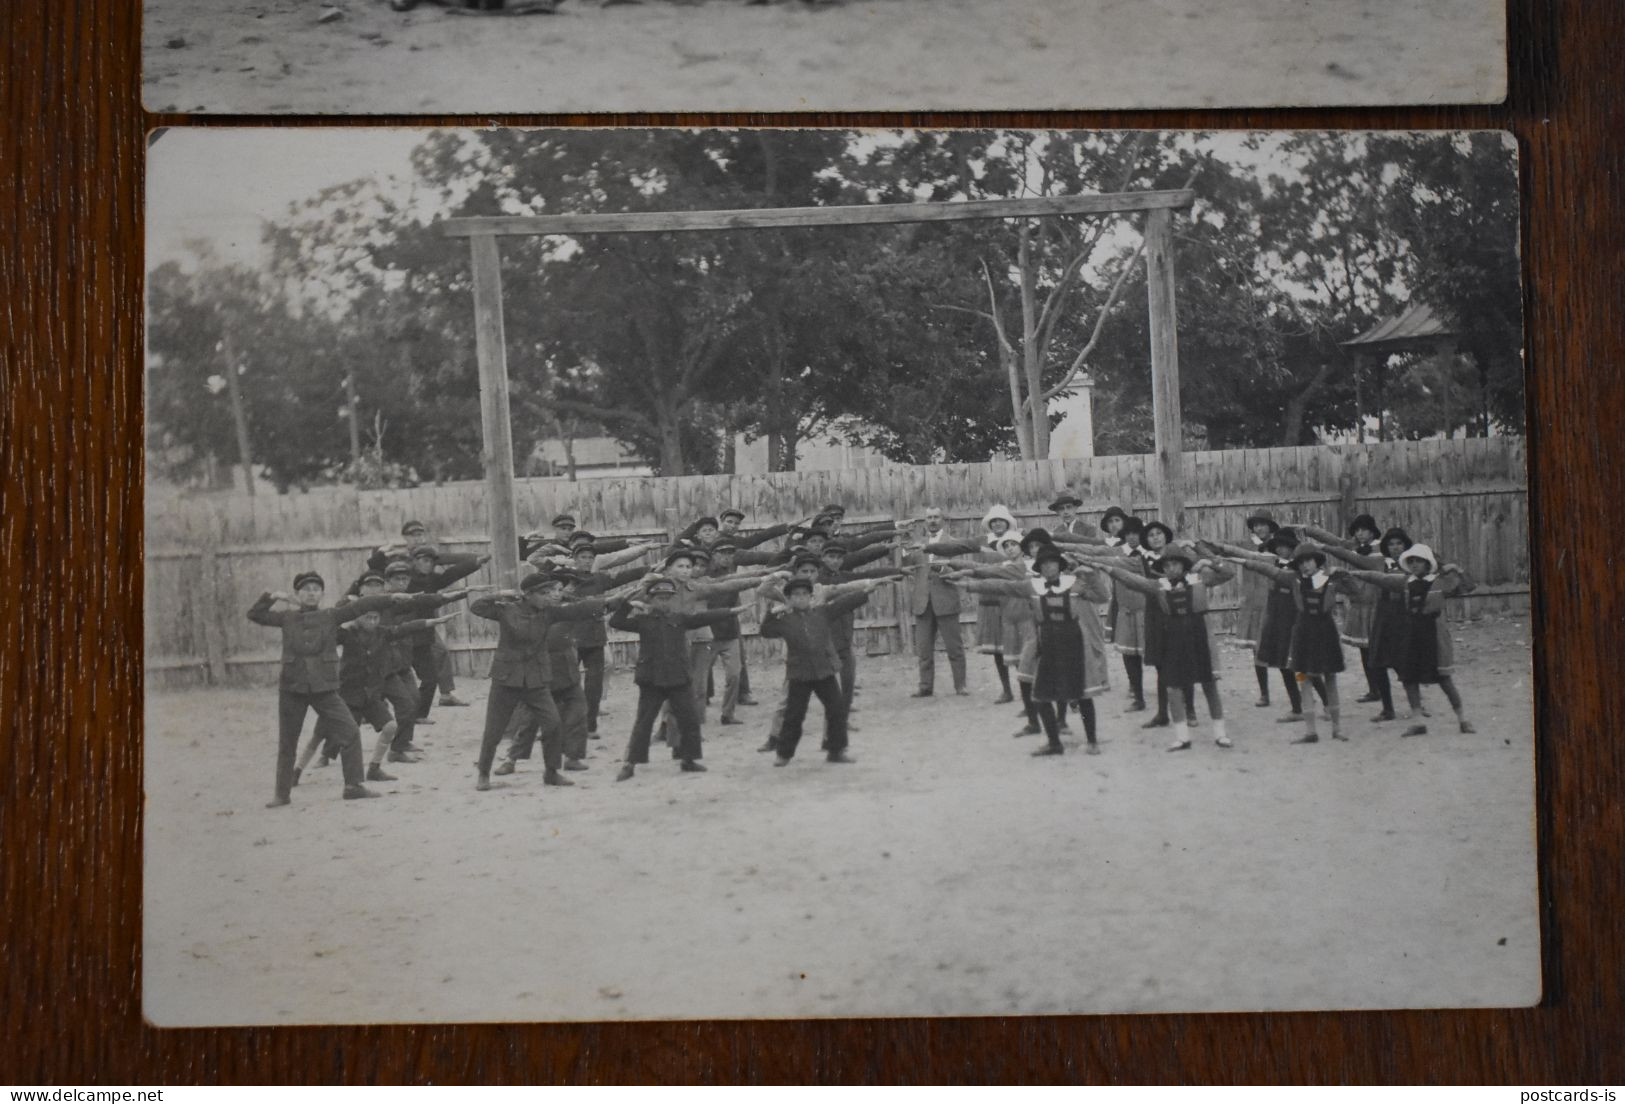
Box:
left=292, top=571, right=326, bottom=590
left=981, top=504, right=1017, bottom=531
left=1152, top=551, right=1194, bottom=574
left=1030, top=544, right=1070, bottom=571
left=1020, top=527, right=1053, bottom=553
left=1243, top=508, right=1278, bottom=530
left=1264, top=527, right=1301, bottom=555
left=1141, top=521, right=1175, bottom=544
left=1347, top=513, right=1379, bottom=537
left=1291, top=547, right=1328, bottom=569
left=1049, top=493, right=1085, bottom=512
left=1379, top=526, right=1414, bottom=553
left=1399, top=543, right=1439, bottom=573
left=1119, top=516, right=1146, bottom=537
left=1096, top=505, right=1127, bottom=532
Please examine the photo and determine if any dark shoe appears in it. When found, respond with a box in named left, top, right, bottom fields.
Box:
left=1254, top=697, right=1270, bottom=708
left=1012, top=723, right=1040, bottom=737
left=757, top=739, right=778, bottom=753
left=343, top=785, right=381, bottom=800
left=1125, top=699, right=1147, bottom=713
left=476, top=773, right=491, bottom=792
left=773, top=755, right=791, bottom=767
left=1140, top=714, right=1169, bottom=729
left=1371, top=711, right=1397, bottom=723
left=1402, top=724, right=1429, bottom=737
left=543, top=770, right=575, bottom=787
left=910, top=689, right=934, bottom=698
left=387, top=751, right=422, bottom=764
left=994, top=690, right=1014, bottom=704
left=291, top=767, right=302, bottom=787
left=680, top=760, right=707, bottom=773
left=1057, top=720, right=1072, bottom=733
left=738, top=696, right=760, bottom=706
left=266, top=795, right=291, bottom=808
left=1355, top=692, right=1382, bottom=704
left=563, top=758, right=589, bottom=771
left=439, top=693, right=471, bottom=707
left=1276, top=711, right=1305, bottom=724
left=1459, top=720, right=1477, bottom=734
left=1291, top=733, right=1319, bottom=744
left=615, top=764, right=635, bottom=782
left=494, top=760, right=516, bottom=776
left=720, top=717, right=743, bottom=726
left=954, top=687, right=970, bottom=696
left=366, top=764, right=396, bottom=782
left=317, top=756, right=331, bottom=768
left=1331, top=731, right=1349, bottom=742
left=826, top=751, right=855, bottom=764
left=1031, top=743, right=1064, bottom=757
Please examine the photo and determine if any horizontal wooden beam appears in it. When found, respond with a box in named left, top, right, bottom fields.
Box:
left=439, top=190, right=1196, bottom=238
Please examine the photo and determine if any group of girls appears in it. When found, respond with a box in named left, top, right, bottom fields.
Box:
left=928, top=499, right=1476, bottom=756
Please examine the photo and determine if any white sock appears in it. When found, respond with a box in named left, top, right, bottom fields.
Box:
left=1212, top=718, right=1228, bottom=743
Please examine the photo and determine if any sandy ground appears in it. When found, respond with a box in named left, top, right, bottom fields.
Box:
left=142, top=0, right=1506, bottom=115
left=143, top=616, right=1539, bottom=1026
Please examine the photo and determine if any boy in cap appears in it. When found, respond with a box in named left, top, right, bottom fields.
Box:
left=817, top=541, right=907, bottom=714
left=405, top=543, right=491, bottom=717
left=294, top=590, right=461, bottom=785
left=609, top=579, right=749, bottom=781
left=760, top=576, right=888, bottom=766
left=246, top=573, right=411, bottom=807
left=468, top=570, right=608, bottom=792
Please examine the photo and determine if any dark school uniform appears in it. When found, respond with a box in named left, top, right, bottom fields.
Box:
left=1365, top=558, right=1413, bottom=671
left=1396, top=574, right=1462, bottom=684
left=1288, top=573, right=1352, bottom=675
left=759, top=591, right=871, bottom=759
left=407, top=554, right=485, bottom=715
left=1254, top=559, right=1300, bottom=669
left=817, top=564, right=899, bottom=707
left=469, top=594, right=606, bottom=775
left=246, top=593, right=396, bottom=798
left=317, top=617, right=433, bottom=752
left=608, top=604, right=738, bottom=764
left=569, top=565, right=649, bottom=731
left=376, top=592, right=464, bottom=752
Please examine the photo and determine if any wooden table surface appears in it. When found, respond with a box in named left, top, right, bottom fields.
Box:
left=2, top=0, right=1621, bottom=1084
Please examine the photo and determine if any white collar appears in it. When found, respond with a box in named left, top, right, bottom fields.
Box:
left=1158, top=574, right=1201, bottom=590
left=1031, top=574, right=1075, bottom=594
left=1250, top=534, right=1265, bottom=547
left=1104, top=534, right=1121, bottom=546
left=1303, top=572, right=1330, bottom=590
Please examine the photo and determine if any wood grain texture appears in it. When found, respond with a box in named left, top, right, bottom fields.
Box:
left=2, top=0, right=1622, bottom=1084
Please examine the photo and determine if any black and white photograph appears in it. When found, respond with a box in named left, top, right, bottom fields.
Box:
left=141, top=0, right=1509, bottom=115
left=144, top=126, right=1536, bottom=1026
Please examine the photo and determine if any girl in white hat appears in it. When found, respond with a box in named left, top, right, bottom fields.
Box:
left=1338, top=545, right=1475, bottom=736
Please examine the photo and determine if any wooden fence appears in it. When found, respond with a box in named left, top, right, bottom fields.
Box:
left=146, top=438, right=1530, bottom=690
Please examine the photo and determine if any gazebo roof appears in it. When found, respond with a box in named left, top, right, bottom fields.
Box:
left=1341, top=303, right=1458, bottom=354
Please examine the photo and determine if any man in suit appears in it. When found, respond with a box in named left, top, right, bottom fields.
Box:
left=1050, top=493, right=1090, bottom=538
left=899, top=507, right=969, bottom=697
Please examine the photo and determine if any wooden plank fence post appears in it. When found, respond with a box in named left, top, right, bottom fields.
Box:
left=1145, top=207, right=1185, bottom=532
left=197, top=537, right=229, bottom=686
left=469, top=233, right=522, bottom=590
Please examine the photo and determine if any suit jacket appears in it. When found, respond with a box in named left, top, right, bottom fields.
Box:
left=337, top=618, right=429, bottom=702
left=902, top=536, right=976, bottom=617
left=471, top=595, right=605, bottom=689
left=247, top=593, right=396, bottom=694
left=568, top=565, right=648, bottom=647
left=607, top=606, right=737, bottom=687
left=759, top=592, right=870, bottom=681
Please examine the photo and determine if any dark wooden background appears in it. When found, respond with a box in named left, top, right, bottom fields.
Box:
left=2, top=0, right=1621, bottom=1084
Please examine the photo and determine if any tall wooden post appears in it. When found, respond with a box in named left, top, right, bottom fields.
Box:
left=1144, top=207, right=1184, bottom=531
left=469, top=233, right=521, bottom=588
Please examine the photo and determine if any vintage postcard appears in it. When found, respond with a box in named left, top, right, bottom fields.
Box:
left=144, top=127, right=1536, bottom=1024
left=142, top=1, right=1508, bottom=114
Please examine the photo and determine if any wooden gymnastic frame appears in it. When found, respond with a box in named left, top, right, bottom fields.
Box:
left=441, top=188, right=1196, bottom=586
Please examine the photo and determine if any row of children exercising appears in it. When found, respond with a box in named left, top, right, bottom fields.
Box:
left=246, top=499, right=1472, bottom=804
left=919, top=499, right=1474, bottom=755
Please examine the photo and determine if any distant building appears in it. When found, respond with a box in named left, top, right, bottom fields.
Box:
left=528, top=436, right=654, bottom=479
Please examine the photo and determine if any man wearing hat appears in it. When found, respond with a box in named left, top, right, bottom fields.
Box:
left=467, top=570, right=609, bottom=792
left=1049, top=493, right=1090, bottom=539
left=760, top=575, right=889, bottom=765
left=367, top=559, right=482, bottom=757
left=816, top=541, right=907, bottom=714
left=246, top=573, right=410, bottom=807
left=1232, top=509, right=1283, bottom=707
left=680, top=509, right=795, bottom=551
left=897, top=507, right=971, bottom=697
left=403, top=543, right=491, bottom=719
left=608, top=579, right=750, bottom=780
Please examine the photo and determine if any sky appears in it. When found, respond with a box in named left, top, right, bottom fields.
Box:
left=144, top=127, right=1311, bottom=277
